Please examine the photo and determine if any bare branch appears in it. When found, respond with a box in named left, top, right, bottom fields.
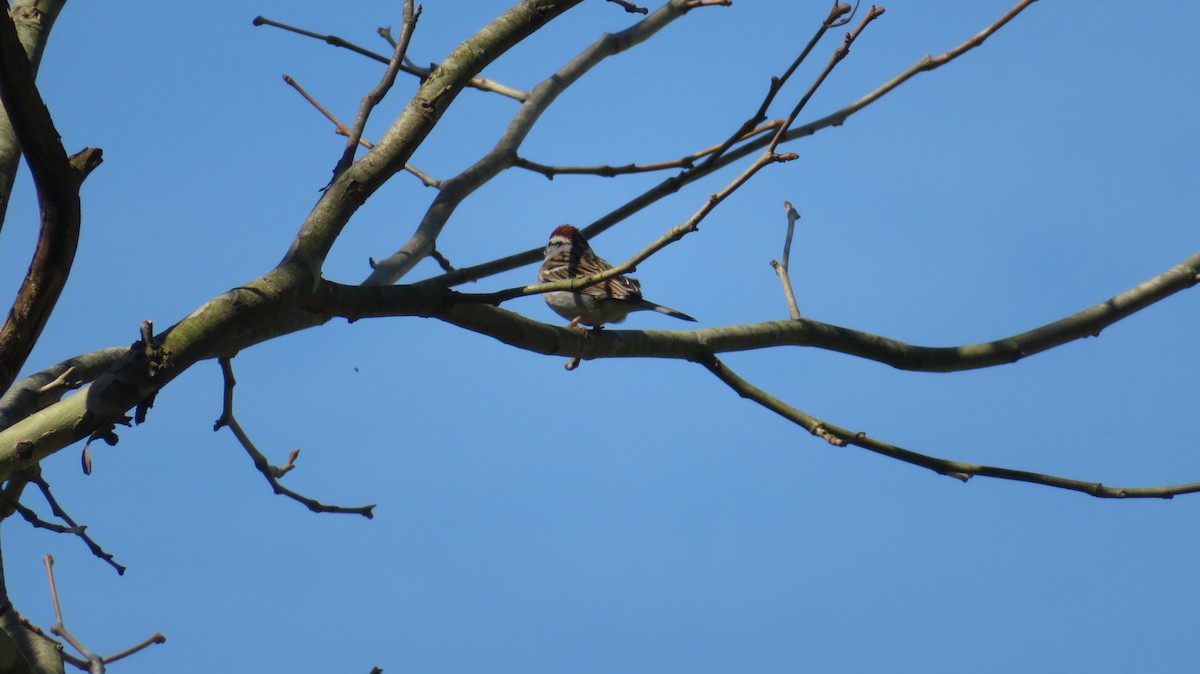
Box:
left=30, top=472, right=125, bottom=574
left=695, top=2, right=850, bottom=173
left=252, top=15, right=528, bottom=101
left=767, top=5, right=886, bottom=154
left=513, top=121, right=781, bottom=179
left=0, top=7, right=101, bottom=394
left=213, top=358, right=376, bottom=518
left=770, top=201, right=802, bottom=319
left=333, top=0, right=421, bottom=179
left=606, top=0, right=649, bottom=14
left=0, top=0, right=69, bottom=232
left=283, top=73, right=442, bottom=188
left=0, top=347, right=126, bottom=433
left=43, top=554, right=162, bottom=671
left=320, top=248, right=1200, bottom=375
left=698, top=353, right=1200, bottom=499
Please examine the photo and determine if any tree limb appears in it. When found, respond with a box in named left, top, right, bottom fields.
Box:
left=698, top=353, right=1200, bottom=499
left=0, top=6, right=99, bottom=396
left=0, top=0, right=67, bottom=232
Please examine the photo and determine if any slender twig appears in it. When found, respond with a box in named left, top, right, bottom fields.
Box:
left=30, top=473, right=125, bottom=574
left=283, top=74, right=441, bottom=187
left=768, top=6, right=886, bottom=154
left=770, top=201, right=802, bottom=319
left=45, top=555, right=104, bottom=673
left=253, top=15, right=528, bottom=101
left=0, top=490, right=84, bottom=534
left=333, top=0, right=420, bottom=179
left=607, top=0, right=649, bottom=14
left=283, top=75, right=372, bottom=149
left=513, top=121, right=782, bottom=179
left=214, top=358, right=376, bottom=518
left=698, top=353, right=1200, bottom=499
left=695, top=2, right=850, bottom=173
left=102, top=632, right=167, bottom=666
left=43, top=555, right=164, bottom=671
left=429, top=248, right=455, bottom=273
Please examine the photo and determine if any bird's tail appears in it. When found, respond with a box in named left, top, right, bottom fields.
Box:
left=649, top=302, right=697, bottom=322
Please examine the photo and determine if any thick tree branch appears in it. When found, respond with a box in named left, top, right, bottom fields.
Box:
left=0, top=0, right=67, bottom=232
left=316, top=248, right=1200, bottom=373
left=0, top=7, right=100, bottom=395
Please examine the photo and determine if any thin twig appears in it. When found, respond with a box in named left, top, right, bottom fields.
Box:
left=43, top=555, right=164, bottom=671
left=429, top=248, right=455, bottom=273
left=0, top=490, right=84, bottom=534
left=606, top=0, right=649, bottom=14
left=214, top=358, right=375, bottom=518
left=283, top=75, right=372, bottom=149
left=768, top=5, right=886, bottom=154
left=333, top=0, right=421, bottom=179
left=30, top=473, right=125, bottom=574
left=695, top=2, right=851, bottom=173
left=698, top=353, right=1200, bottom=499
left=253, top=15, right=528, bottom=101
left=102, top=632, right=167, bottom=666
left=770, top=201, right=802, bottom=319
left=282, top=74, right=441, bottom=187
left=45, top=555, right=102, bottom=671
left=513, top=121, right=782, bottom=179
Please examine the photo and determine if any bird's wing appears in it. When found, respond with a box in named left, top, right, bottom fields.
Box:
left=540, top=250, right=643, bottom=301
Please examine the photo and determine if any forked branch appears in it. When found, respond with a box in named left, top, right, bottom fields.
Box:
left=213, top=358, right=376, bottom=518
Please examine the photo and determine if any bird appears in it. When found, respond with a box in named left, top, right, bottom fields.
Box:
left=538, top=224, right=697, bottom=329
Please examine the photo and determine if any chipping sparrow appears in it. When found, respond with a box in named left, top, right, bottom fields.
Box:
left=538, top=224, right=697, bottom=328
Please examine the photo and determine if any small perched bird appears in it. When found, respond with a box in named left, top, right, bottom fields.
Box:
left=538, top=224, right=697, bottom=329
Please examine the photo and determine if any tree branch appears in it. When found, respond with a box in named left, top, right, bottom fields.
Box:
left=213, top=358, right=375, bottom=518
left=332, top=0, right=420, bottom=179
left=770, top=201, right=802, bottom=319
left=698, top=353, right=1200, bottom=498
left=0, top=6, right=101, bottom=395
left=316, top=248, right=1200, bottom=374
left=0, top=0, right=68, bottom=233
left=252, top=15, right=528, bottom=101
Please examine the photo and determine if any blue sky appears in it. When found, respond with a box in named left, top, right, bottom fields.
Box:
left=2, top=1, right=1198, bottom=672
